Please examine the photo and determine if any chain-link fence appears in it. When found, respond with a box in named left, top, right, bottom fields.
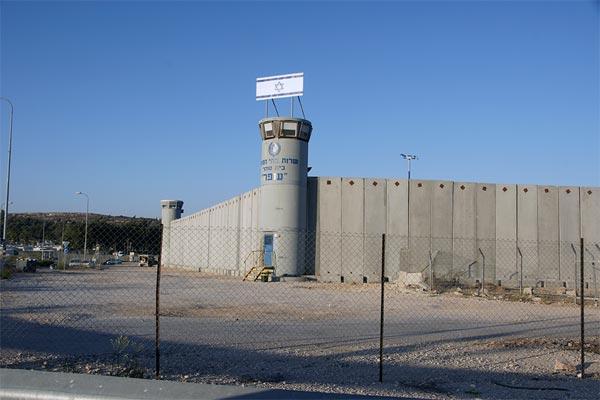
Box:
left=1, top=219, right=599, bottom=396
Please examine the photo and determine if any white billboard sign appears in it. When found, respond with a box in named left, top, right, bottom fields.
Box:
left=256, top=72, right=304, bottom=101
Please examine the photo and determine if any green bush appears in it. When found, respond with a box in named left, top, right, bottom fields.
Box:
left=0, top=267, right=12, bottom=279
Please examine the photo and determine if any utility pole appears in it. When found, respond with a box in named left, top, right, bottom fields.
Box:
left=1, top=97, right=14, bottom=247
left=75, top=192, right=90, bottom=262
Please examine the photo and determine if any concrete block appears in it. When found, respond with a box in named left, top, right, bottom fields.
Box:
left=364, top=178, right=386, bottom=283
left=580, top=187, right=600, bottom=284
left=495, top=184, right=517, bottom=286
left=385, top=179, right=409, bottom=281
left=476, top=183, right=496, bottom=285
left=559, top=186, right=580, bottom=287
left=517, top=184, right=538, bottom=285
left=341, top=178, right=364, bottom=283
left=397, top=271, right=428, bottom=290
left=304, top=177, right=318, bottom=276
left=431, top=181, right=453, bottom=280
left=453, top=182, right=477, bottom=282
left=409, top=180, right=432, bottom=273
left=317, top=177, right=342, bottom=282
left=537, top=186, right=560, bottom=283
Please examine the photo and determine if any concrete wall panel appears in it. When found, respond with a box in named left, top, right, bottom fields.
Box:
left=341, top=178, right=364, bottom=283
left=517, top=185, right=538, bottom=285
left=305, top=177, right=318, bottom=275
left=409, top=180, right=431, bottom=273
left=316, top=177, right=342, bottom=282
left=364, top=178, right=386, bottom=283
left=385, top=179, right=408, bottom=281
left=430, top=181, right=453, bottom=282
left=476, top=183, right=496, bottom=285
left=495, top=184, right=517, bottom=285
left=580, top=188, right=599, bottom=285
left=453, top=183, right=477, bottom=281
left=559, top=187, right=580, bottom=287
left=537, top=186, right=559, bottom=284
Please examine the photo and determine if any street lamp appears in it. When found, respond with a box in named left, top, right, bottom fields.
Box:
left=75, top=192, right=89, bottom=262
left=401, top=153, right=418, bottom=180
left=1, top=97, right=14, bottom=247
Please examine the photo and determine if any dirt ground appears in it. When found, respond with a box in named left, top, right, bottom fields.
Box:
left=1, top=265, right=599, bottom=399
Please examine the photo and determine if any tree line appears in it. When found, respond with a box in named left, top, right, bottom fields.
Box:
left=2, top=213, right=162, bottom=254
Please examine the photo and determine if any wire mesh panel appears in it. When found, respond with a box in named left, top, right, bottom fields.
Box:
left=1, top=216, right=162, bottom=377
left=1, top=217, right=599, bottom=395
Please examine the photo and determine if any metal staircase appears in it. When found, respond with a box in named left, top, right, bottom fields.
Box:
left=242, top=250, right=276, bottom=282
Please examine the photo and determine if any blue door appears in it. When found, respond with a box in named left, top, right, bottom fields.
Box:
left=263, top=234, right=274, bottom=267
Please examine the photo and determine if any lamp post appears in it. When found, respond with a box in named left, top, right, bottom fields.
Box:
left=75, top=192, right=89, bottom=262
left=401, top=153, right=418, bottom=180
left=1, top=97, right=14, bottom=247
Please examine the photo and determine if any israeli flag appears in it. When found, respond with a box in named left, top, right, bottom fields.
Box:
left=256, top=72, right=304, bottom=101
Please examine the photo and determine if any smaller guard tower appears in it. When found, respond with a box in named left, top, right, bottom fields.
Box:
left=160, top=200, right=184, bottom=226
left=160, top=200, right=183, bottom=267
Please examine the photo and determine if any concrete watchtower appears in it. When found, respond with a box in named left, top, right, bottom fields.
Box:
left=160, top=200, right=184, bottom=227
left=160, top=199, right=183, bottom=267
left=258, top=117, right=313, bottom=276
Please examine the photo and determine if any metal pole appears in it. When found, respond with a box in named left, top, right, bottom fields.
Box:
left=517, top=246, right=523, bottom=295
left=84, top=196, right=89, bottom=262
left=1, top=97, right=14, bottom=246
left=429, top=250, right=434, bottom=291
left=291, top=97, right=294, bottom=117
left=155, top=225, right=163, bottom=379
left=579, top=237, right=585, bottom=378
left=297, top=96, right=306, bottom=119
left=41, top=221, right=46, bottom=260
left=571, top=243, right=578, bottom=298
left=479, top=248, right=485, bottom=295
left=379, top=233, right=386, bottom=383
left=407, top=158, right=411, bottom=180
left=61, top=222, right=66, bottom=270
left=76, top=192, right=89, bottom=262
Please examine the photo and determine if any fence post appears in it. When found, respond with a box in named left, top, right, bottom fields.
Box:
left=579, top=238, right=585, bottom=378
left=379, top=233, right=385, bottom=383
left=517, top=246, right=523, bottom=295
left=155, top=225, right=163, bottom=380
left=478, top=248, right=485, bottom=295
left=428, top=250, right=434, bottom=291
left=570, top=243, right=578, bottom=299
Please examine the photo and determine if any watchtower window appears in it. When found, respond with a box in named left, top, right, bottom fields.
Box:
left=299, top=123, right=311, bottom=140
left=281, top=122, right=298, bottom=137
left=263, top=122, right=275, bottom=139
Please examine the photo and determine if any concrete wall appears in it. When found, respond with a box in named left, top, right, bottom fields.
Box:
left=164, top=177, right=599, bottom=291
left=309, top=178, right=599, bottom=290
left=167, top=188, right=263, bottom=277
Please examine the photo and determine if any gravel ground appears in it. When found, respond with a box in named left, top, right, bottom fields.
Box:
left=1, top=266, right=599, bottom=399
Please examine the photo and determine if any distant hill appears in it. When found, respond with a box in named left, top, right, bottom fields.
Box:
left=3, top=212, right=161, bottom=254
left=10, top=212, right=158, bottom=224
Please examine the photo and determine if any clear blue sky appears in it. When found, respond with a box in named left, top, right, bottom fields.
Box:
left=1, top=1, right=598, bottom=218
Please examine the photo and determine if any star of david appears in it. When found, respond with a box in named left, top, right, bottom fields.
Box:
left=274, top=81, right=284, bottom=92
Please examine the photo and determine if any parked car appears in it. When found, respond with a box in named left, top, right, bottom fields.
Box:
left=139, top=255, right=157, bottom=267
left=102, top=259, right=123, bottom=265
left=68, top=259, right=81, bottom=267
left=68, top=259, right=95, bottom=267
